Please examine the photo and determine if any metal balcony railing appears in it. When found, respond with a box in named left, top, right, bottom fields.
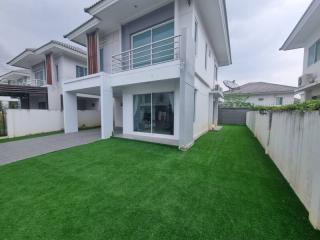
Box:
left=4, top=79, right=46, bottom=87
left=112, top=35, right=181, bottom=74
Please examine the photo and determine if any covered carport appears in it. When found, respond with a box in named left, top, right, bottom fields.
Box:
left=0, top=84, right=48, bottom=109
left=62, top=73, right=113, bottom=139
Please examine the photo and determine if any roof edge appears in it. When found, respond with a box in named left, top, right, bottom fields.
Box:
left=7, top=40, right=86, bottom=67
left=280, top=0, right=319, bottom=51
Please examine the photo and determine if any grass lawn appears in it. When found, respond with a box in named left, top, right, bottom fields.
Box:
left=0, top=125, right=319, bottom=239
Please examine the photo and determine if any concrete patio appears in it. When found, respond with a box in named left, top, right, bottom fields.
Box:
left=0, top=129, right=101, bottom=165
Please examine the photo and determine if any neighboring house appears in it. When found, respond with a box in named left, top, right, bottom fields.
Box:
left=62, top=0, right=231, bottom=149
left=224, top=82, right=296, bottom=107
left=0, top=41, right=99, bottom=110
left=281, top=0, right=320, bottom=101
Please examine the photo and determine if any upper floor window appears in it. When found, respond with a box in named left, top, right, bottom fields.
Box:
left=33, top=63, right=45, bottom=80
left=99, top=48, right=104, bottom=71
left=76, top=65, right=87, bottom=78
left=131, top=20, right=174, bottom=68
left=194, top=19, right=198, bottom=55
left=276, top=97, right=283, bottom=105
left=308, top=40, right=320, bottom=66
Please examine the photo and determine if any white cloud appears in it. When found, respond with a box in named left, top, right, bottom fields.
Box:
left=0, top=0, right=96, bottom=75
left=220, top=0, right=312, bottom=88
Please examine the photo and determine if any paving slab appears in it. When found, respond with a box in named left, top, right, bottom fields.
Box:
left=0, top=129, right=101, bottom=165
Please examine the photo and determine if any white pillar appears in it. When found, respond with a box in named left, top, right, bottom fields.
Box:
left=213, top=98, right=219, bottom=126
left=100, top=75, right=113, bottom=139
left=63, top=91, right=78, bottom=134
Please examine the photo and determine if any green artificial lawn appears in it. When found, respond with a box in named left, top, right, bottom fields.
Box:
left=0, top=126, right=319, bottom=239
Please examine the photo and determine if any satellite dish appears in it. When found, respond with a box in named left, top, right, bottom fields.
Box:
left=223, top=80, right=240, bottom=90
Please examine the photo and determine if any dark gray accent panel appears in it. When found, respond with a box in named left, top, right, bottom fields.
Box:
left=218, top=108, right=250, bottom=125
left=121, top=3, right=174, bottom=51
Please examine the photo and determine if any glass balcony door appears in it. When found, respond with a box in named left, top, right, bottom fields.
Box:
left=131, top=20, right=174, bottom=69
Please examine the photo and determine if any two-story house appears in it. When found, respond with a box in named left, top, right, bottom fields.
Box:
left=281, top=0, right=320, bottom=101
left=0, top=41, right=99, bottom=110
left=62, top=0, right=231, bottom=149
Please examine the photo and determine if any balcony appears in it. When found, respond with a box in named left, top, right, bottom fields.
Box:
left=1, top=79, right=46, bottom=88
left=111, top=35, right=181, bottom=74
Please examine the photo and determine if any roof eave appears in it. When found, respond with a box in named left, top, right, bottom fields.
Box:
left=220, top=0, right=232, bottom=66
left=280, top=0, right=320, bottom=51
left=7, top=50, right=34, bottom=67
left=84, top=0, right=118, bottom=16
left=225, top=91, right=296, bottom=96
left=64, top=17, right=101, bottom=44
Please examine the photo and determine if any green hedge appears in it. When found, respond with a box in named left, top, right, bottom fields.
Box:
left=252, top=100, right=320, bottom=112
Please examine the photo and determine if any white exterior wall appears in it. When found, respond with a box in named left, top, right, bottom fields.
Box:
left=100, top=30, right=121, bottom=73
left=194, top=4, right=217, bottom=90
left=48, top=55, right=88, bottom=111
left=5, top=109, right=100, bottom=138
left=301, top=27, right=320, bottom=100
left=193, top=76, right=211, bottom=138
left=303, top=27, right=320, bottom=77
left=192, top=3, right=217, bottom=138
left=122, top=80, right=180, bottom=140
left=245, top=94, right=295, bottom=106
left=114, top=97, right=123, bottom=128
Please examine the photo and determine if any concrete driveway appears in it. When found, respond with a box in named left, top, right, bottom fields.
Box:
left=0, top=129, right=101, bottom=165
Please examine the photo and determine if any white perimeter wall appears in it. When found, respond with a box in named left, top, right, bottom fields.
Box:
left=122, top=79, right=180, bottom=140
left=246, top=111, right=320, bottom=229
left=6, top=109, right=100, bottom=138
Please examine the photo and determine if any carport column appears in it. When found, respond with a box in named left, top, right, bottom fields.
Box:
left=100, top=74, right=113, bottom=139
left=63, top=91, right=78, bottom=134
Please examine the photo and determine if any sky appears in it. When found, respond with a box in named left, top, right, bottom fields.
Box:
left=0, top=0, right=313, bottom=88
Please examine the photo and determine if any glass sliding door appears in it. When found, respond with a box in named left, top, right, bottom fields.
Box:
left=131, top=20, right=174, bottom=69
left=133, top=92, right=174, bottom=135
left=133, top=94, right=152, bottom=133
left=152, top=21, right=174, bottom=64
left=152, top=92, right=174, bottom=135
left=132, top=30, right=151, bottom=69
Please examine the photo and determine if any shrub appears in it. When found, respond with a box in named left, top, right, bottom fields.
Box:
left=252, top=100, right=320, bottom=112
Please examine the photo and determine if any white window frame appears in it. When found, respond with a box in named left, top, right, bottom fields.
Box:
left=76, top=65, right=88, bottom=78
left=130, top=19, right=174, bottom=49
left=130, top=19, right=174, bottom=68
left=275, top=96, right=283, bottom=106
left=133, top=91, right=174, bottom=135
